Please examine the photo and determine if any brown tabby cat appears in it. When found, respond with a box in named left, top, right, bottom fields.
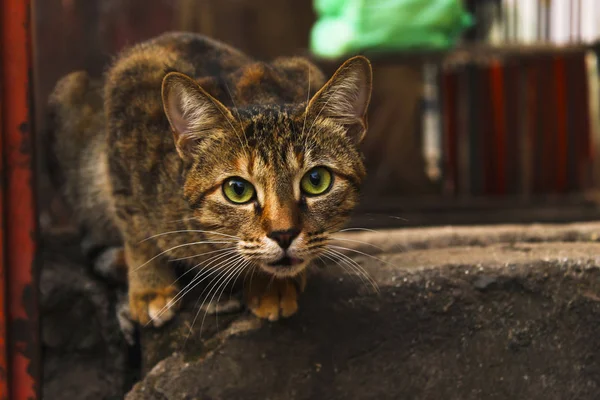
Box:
left=46, top=32, right=372, bottom=326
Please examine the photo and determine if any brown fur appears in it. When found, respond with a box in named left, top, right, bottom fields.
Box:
left=47, top=32, right=372, bottom=325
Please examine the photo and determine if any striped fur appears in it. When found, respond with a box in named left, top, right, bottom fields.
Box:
left=47, top=32, right=372, bottom=324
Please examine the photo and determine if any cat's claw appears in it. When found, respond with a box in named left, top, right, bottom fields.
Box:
left=129, top=286, right=180, bottom=328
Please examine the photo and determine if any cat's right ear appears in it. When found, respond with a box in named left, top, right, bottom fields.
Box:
left=162, top=72, right=234, bottom=159
left=305, top=56, right=372, bottom=144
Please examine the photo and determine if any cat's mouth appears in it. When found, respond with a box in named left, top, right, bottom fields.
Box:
left=260, top=255, right=307, bottom=277
left=267, top=255, right=304, bottom=267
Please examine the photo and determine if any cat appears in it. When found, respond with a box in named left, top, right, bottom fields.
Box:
left=46, top=31, right=372, bottom=326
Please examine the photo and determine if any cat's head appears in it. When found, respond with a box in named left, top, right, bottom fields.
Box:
left=161, top=57, right=372, bottom=277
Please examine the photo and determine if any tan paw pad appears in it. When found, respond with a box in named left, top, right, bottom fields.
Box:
left=129, top=286, right=180, bottom=327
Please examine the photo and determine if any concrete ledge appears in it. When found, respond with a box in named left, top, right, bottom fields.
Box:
left=126, top=223, right=600, bottom=400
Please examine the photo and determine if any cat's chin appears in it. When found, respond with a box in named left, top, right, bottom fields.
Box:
left=258, top=259, right=308, bottom=278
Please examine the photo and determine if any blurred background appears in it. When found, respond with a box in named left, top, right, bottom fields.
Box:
left=33, top=0, right=600, bottom=229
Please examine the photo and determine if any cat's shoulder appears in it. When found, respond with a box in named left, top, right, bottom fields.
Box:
left=227, top=56, right=327, bottom=105
left=105, top=32, right=250, bottom=90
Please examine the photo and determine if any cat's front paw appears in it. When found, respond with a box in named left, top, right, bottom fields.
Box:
left=129, top=286, right=181, bottom=327
left=245, top=278, right=300, bottom=321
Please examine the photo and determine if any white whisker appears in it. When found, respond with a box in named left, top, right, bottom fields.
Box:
left=148, top=252, right=243, bottom=323
left=338, top=227, right=380, bottom=234
left=325, top=248, right=379, bottom=293
left=166, top=216, right=199, bottom=224
left=330, top=236, right=384, bottom=251
left=171, top=249, right=238, bottom=285
left=166, top=253, right=242, bottom=309
left=134, top=240, right=232, bottom=272
left=170, top=246, right=237, bottom=262
left=199, top=258, right=250, bottom=336
left=319, top=251, right=361, bottom=284
left=328, top=245, right=396, bottom=268
left=186, top=257, right=248, bottom=342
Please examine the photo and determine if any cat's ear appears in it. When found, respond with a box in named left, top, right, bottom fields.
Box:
left=306, top=56, right=372, bottom=144
left=162, top=72, right=234, bottom=158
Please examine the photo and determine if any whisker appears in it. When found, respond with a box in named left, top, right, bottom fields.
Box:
left=168, top=253, right=242, bottom=308
left=201, top=259, right=250, bottom=335
left=314, top=254, right=328, bottom=268
left=134, top=240, right=233, bottom=272
left=338, top=227, right=380, bottom=234
left=236, top=262, right=256, bottom=298
left=186, top=257, right=249, bottom=342
left=321, top=250, right=379, bottom=295
left=330, top=236, right=385, bottom=251
left=328, top=245, right=396, bottom=269
left=323, top=249, right=376, bottom=292
left=364, top=213, right=409, bottom=222
left=189, top=255, right=245, bottom=307
left=241, top=263, right=255, bottom=287
left=326, top=250, right=379, bottom=294
left=171, top=249, right=239, bottom=285
left=149, top=253, right=243, bottom=323
left=247, top=262, right=258, bottom=294
left=327, top=249, right=379, bottom=293
left=183, top=262, right=240, bottom=342
left=228, top=259, right=254, bottom=298
left=319, top=251, right=352, bottom=275
left=170, top=246, right=237, bottom=262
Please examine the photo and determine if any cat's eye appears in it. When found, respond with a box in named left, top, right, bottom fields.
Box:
left=223, top=177, right=255, bottom=204
left=301, top=167, right=333, bottom=196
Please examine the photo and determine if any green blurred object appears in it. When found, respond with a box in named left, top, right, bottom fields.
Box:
left=311, top=0, right=473, bottom=59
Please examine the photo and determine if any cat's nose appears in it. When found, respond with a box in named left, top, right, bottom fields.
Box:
left=268, top=229, right=300, bottom=250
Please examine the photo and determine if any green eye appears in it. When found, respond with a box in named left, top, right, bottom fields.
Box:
left=301, top=167, right=333, bottom=196
left=223, top=177, right=255, bottom=204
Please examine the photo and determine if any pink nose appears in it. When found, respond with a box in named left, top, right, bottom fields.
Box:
left=267, top=229, right=300, bottom=249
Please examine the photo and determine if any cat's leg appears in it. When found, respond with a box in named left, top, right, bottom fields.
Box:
left=93, top=246, right=128, bottom=283
left=244, top=271, right=307, bottom=321
left=125, top=241, right=181, bottom=327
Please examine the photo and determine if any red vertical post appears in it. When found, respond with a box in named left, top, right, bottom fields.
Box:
left=489, top=60, right=506, bottom=195
left=1, top=0, right=40, bottom=399
left=0, top=73, right=7, bottom=400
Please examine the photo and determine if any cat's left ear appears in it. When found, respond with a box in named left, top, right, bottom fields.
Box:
left=306, top=56, right=372, bottom=144
left=162, top=72, right=235, bottom=159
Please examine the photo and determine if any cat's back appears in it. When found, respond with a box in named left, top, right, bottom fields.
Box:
left=105, top=32, right=252, bottom=141
left=105, top=31, right=324, bottom=120
left=106, top=31, right=252, bottom=96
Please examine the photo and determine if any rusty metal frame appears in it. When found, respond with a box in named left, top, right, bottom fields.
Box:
left=0, top=0, right=40, bottom=398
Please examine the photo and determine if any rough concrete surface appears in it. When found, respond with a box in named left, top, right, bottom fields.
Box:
left=41, top=222, right=600, bottom=399
left=41, top=231, right=131, bottom=399
left=125, top=223, right=600, bottom=400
